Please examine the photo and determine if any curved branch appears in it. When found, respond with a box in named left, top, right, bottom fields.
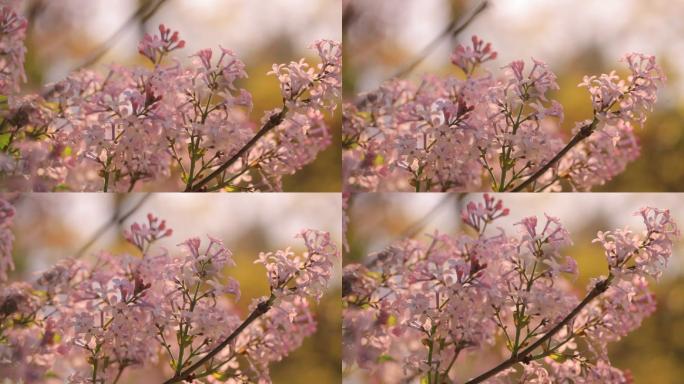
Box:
left=464, top=276, right=612, bottom=384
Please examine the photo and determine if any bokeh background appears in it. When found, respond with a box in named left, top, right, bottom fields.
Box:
left=6, top=193, right=342, bottom=384
left=343, top=0, right=684, bottom=191
left=344, top=193, right=684, bottom=384
left=17, top=0, right=342, bottom=191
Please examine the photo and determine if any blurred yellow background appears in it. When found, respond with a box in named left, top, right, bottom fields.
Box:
left=343, top=0, right=684, bottom=191
left=7, top=193, right=342, bottom=384
left=19, top=0, right=342, bottom=191
left=345, top=193, right=684, bottom=384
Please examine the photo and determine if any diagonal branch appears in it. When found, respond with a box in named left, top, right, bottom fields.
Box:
left=400, top=194, right=458, bottom=238
left=464, top=276, right=612, bottom=384
left=162, top=294, right=275, bottom=384
left=73, top=193, right=152, bottom=259
left=348, top=194, right=460, bottom=273
left=510, top=118, right=598, bottom=192
left=75, top=0, right=170, bottom=70
left=392, top=1, right=489, bottom=79
left=186, top=107, right=288, bottom=192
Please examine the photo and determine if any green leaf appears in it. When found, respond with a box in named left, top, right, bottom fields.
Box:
left=549, top=353, right=568, bottom=363
left=53, top=184, right=72, bottom=192
left=44, top=371, right=60, bottom=379
left=377, top=354, right=395, bottom=362
left=366, top=270, right=383, bottom=280
left=505, top=340, right=513, bottom=351
left=0, top=133, right=10, bottom=150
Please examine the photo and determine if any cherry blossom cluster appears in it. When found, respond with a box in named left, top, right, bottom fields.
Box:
left=343, top=36, right=664, bottom=192
left=342, top=194, right=678, bottom=383
left=0, top=2, right=341, bottom=192
left=0, top=199, right=338, bottom=383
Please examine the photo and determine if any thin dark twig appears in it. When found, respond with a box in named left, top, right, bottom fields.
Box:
left=401, top=194, right=457, bottom=238
left=186, top=107, right=288, bottom=192
left=464, top=277, right=612, bottom=384
left=391, top=1, right=489, bottom=79
left=73, top=193, right=152, bottom=259
left=162, top=295, right=275, bottom=384
left=342, top=1, right=358, bottom=30
left=75, top=0, right=170, bottom=70
left=358, top=194, right=459, bottom=270
left=511, top=118, right=598, bottom=192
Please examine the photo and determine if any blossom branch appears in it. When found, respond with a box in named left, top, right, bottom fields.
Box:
left=464, top=276, right=612, bottom=384
left=162, top=294, right=276, bottom=384
left=1, top=199, right=336, bottom=382
left=1, top=12, right=338, bottom=192
left=510, top=117, right=598, bottom=192
left=343, top=196, right=676, bottom=383
left=185, top=107, right=288, bottom=191
left=345, top=37, right=662, bottom=192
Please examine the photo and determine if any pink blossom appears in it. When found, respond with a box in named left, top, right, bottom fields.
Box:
left=179, top=235, right=236, bottom=280
left=0, top=200, right=337, bottom=382
left=461, top=193, right=509, bottom=232
left=561, top=119, right=640, bottom=190
left=344, top=36, right=661, bottom=192
left=515, top=213, right=573, bottom=268
left=451, top=35, right=497, bottom=74
left=255, top=229, right=338, bottom=301
left=0, top=20, right=339, bottom=192
left=593, top=207, right=679, bottom=278
left=578, top=53, right=663, bottom=125
left=343, top=195, right=676, bottom=383
left=123, top=213, right=173, bottom=251
left=268, top=39, right=341, bottom=111
left=138, top=24, right=186, bottom=64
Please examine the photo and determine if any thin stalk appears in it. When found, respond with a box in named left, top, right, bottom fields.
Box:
left=185, top=135, right=198, bottom=190
left=426, top=324, right=437, bottom=384
left=91, top=357, right=98, bottom=384
left=102, top=172, right=110, bottom=192
left=102, top=155, right=113, bottom=192
left=112, top=366, right=126, bottom=384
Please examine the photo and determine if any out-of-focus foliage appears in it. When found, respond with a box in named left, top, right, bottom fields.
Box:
left=345, top=193, right=684, bottom=383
